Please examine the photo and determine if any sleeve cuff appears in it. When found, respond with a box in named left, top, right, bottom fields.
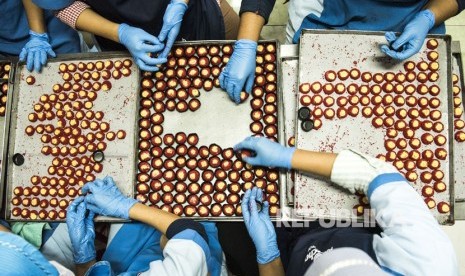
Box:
left=56, top=1, right=90, bottom=30
left=166, top=219, right=208, bottom=244
left=367, top=173, right=406, bottom=199
left=330, top=149, right=398, bottom=194
left=239, top=0, right=276, bottom=24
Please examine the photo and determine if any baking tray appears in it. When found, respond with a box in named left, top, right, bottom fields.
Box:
left=280, top=45, right=298, bottom=206
left=294, top=30, right=454, bottom=224
left=136, top=40, right=283, bottom=220
left=4, top=52, right=139, bottom=221
left=0, top=58, right=15, bottom=211
left=452, top=41, right=465, bottom=203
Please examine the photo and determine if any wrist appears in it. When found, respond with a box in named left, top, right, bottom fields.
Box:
left=127, top=201, right=141, bottom=219
left=283, top=147, right=297, bottom=170
left=29, top=30, right=49, bottom=41
left=117, top=23, right=129, bottom=44
left=235, top=39, right=258, bottom=48
left=420, top=9, right=436, bottom=29
left=123, top=197, right=138, bottom=219
left=257, top=244, right=280, bottom=264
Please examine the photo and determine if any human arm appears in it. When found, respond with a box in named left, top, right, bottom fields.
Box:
left=55, top=2, right=165, bottom=71
left=331, top=150, right=458, bottom=275
left=128, top=203, right=179, bottom=235
left=23, top=0, right=45, bottom=33
left=237, top=0, right=276, bottom=41
left=20, top=0, right=56, bottom=72
left=74, top=8, right=120, bottom=43
left=82, top=176, right=215, bottom=275
left=219, top=0, right=275, bottom=103
left=425, top=0, right=461, bottom=25
left=234, top=137, right=390, bottom=193
left=259, top=256, right=285, bottom=276
left=234, top=137, right=458, bottom=275
left=241, top=187, right=284, bottom=276
left=381, top=0, right=461, bottom=60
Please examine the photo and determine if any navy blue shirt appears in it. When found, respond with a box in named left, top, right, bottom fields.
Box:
left=0, top=0, right=79, bottom=56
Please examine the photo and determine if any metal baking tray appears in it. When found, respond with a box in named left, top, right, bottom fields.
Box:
left=294, top=30, right=454, bottom=224
left=280, top=45, right=298, bottom=206
left=0, top=58, right=15, bottom=211
left=452, top=41, right=465, bottom=215
left=137, top=40, right=283, bottom=221
left=4, top=52, right=139, bottom=221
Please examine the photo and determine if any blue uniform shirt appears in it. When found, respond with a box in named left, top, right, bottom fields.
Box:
left=0, top=0, right=79, bottom=56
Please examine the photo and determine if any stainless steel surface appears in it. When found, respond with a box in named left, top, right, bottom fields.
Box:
left=279, top=47, right=299, bottom=205
left=294, top=30, right=454, bottom=224
left=138, top=40, right=282, bottom=221
left=5, top=52, right=139, bottom=221
left=0, top=59, right=15, bottom=213
left=452, top=41, right=465, bottom=206
left=280, top=44, right=299, bottom=58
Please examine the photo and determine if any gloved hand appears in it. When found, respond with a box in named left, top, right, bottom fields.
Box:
left=234, top=136, right=296, bottom=169
left=118, top=23, right=167, bottom=71
left=82, top=176, right=138, bottom=219
left=381, top=9, right=435, bottom=60
left=66, top=196, right=96, bottom=264
left=19, top=31, right=56, bottom=72
left=242, top=187, right=280, bottom=264
left=158, top=0, right=188, bottom=59
left=219, top=39, right=257, bottom=104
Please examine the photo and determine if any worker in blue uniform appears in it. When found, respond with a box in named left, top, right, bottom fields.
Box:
left=0, top=176, right=223, bottom=276
left=67, top=176, right=223, bottom=276
left=0, top=0, right=80, bottom=72
left=234, top=136, right=458, bottom=275
left=34, top=0, right=276, bottom=104
left=287, top=0, right=465, bottom=60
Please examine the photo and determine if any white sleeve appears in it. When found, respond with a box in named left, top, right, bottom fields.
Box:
left=371, top=182, right=458, bottom=276
left=139, top=239, right=208, bottom=276
left=330, top=149, right=458, bottom=275
left=330, top=149, right=398, bottom=194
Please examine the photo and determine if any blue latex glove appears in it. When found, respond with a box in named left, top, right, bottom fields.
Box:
left=241, top=187, right=280, bottom=264
left=234, top=136, right=296, bottom=169
left=19, top=31, right=56, bottom=73
left=381, top=9, right=435, bottom=60
left=82, top=176, right=137, bottom=219
left=66, top=196, right=96, bottom=264
left=118, top=23, right=167, bottom=71
left=219, top=40, right=257, bottom=103
left=158, top=0, right=188, bottom=59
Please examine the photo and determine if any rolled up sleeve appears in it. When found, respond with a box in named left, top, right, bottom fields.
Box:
left=239, top=0, right=276, bottom=24
left=55, top=1, right=90, bottom=29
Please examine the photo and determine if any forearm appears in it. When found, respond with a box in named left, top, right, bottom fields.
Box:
left=128, top=203, right=179, bottom=235
left=75, top=260, right=96, bottom=276
left=22, top=0, right=46, bottom=33
left=259, top=258, right=285, bottom=276
left=291, top=149, right=337, bottom=178
left=75, top=9, right=120, bottom=42
left=237, top=12, right=265, bottom=41
left=425, top=0, right=459, bottom=25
